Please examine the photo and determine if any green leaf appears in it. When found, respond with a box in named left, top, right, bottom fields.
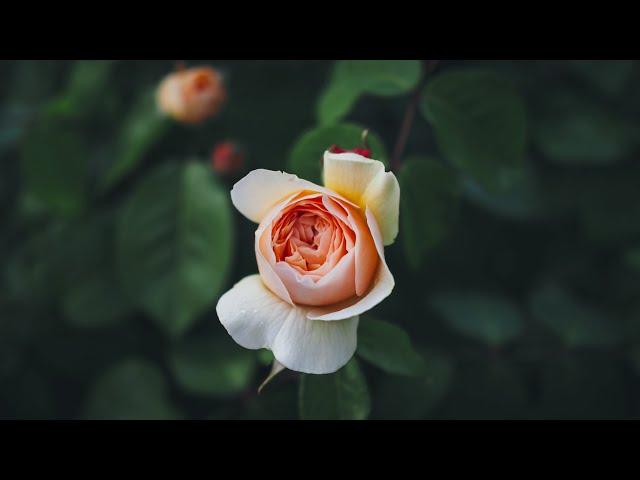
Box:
left=421, top=69, right=527, bottom=192
left=463, top=162, right=546, bottom=220
left=532, top=89, right=637, bottom=165
left=626, top=247, right=640, bottom=271
left=317, top=82, right=361, bottom=126
left=257, top=349, right=274, bottom=366
left=288, top=123, right=387, bottom=184
left=117, top=161, right=233, bottom=337
left=568, top=60, right=635, bottom=97
left=318, top=60, right=422, bottom=124
left=357, top=317, right=426, bottom=376
left=20, top=111, right=88, bottom=216
left=429, top=292, right=524, bottom=347
left=62, top=275, right=133, bottom=329
left=399, top=157, right=460, bottom=269
left=102, top=91, right=170, bottom=191
left=0, top=105, right=31, bottom=158
left=374, top=349, right=453, bottom=419
left=169, top=335, right=257, bottom=397
left=84, top=358, right=182, bottom=420
left=529, top=283, right=621, bottom=348
left=298, top=358, right=370, bottom=420
left=64, top=60, right=118, bottom=115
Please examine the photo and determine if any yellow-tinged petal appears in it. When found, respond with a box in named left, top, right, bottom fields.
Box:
left=322, top=151, right=400, bottom=245
left=322, top=151, right=385, bottom=203
left=362, top=170, right=400, bottom=246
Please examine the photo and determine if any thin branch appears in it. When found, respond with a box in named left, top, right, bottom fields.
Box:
left=390, top=60, right=439, bottom=172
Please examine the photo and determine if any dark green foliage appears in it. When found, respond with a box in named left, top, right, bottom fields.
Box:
left=299, top=359, right=370, bottom=420
left=1, top=60, right=639, bottom=420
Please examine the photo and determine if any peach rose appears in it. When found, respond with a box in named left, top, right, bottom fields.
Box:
left=156, top=66, right=226, bottom=124
left=216, top=149, right=400, bottom=374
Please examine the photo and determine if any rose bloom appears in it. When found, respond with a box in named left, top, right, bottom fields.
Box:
left=156, top=66, right=226, bottom=124
left=216, top=148, right=399, bottom=374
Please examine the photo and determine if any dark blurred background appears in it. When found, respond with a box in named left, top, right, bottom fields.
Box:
left=1, top=60, right=640, bottom=419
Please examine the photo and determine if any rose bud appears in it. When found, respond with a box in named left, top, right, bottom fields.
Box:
left=217, top=149, right=400, bottom=374
left=156, top=66, right=226, bottom=124
left=211, top=141, right=245, bottom=175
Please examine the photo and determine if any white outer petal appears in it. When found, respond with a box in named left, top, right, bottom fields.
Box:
left=216, top=274, right=288, bottom=349
left=216, top=274, right=359, bottom=374
left=231, top=169, right=352, bottom=224
left=272, top=309, right=359, bottom=374
left=306, top=209, right=395, bottom=321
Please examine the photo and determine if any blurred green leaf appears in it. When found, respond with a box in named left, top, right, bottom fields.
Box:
left=257, top=349, right=274, bottom=366
left=317, top=60, right=421, bottom=124
left=429, top=292, right=525, bottom=347
left=21, top=110, right=88, bottom=217
left=102, top=91, right=170, bottom=191
left=117, top=161, right=233, bottom=337
left=464, top=162, right=547, bottom=220
left=568, top=60, right=635, bottom=97
left=62, top=275, right=133, bottom=329
left=5, top=60, right=66, bottom=107
left=63, top=60, right=118, bottom=116
left=532, top=89, right=637, bottom=165
left=357, top=317, right=426, bottom=376
left=169, top=335, right=257, bottom=397
left=299, top=358, right=370, bottom=420
left=0, top=105, right=31, bottom=158
left=85, top=358, right=182, bottom=420
left=529, top=283, right=621, bottom=348
left=288, top=123, right=387, bottom=183
left=399, top=156, right=460, bottom=269
left=627, top=248, right=640, bottom=271
left=373, top=349, right=453, bottom=419
left=242, top=382, right=299, bottom=420
left=421, top=69, right=527, bottom=192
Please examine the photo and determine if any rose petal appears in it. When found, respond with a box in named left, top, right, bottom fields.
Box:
left=273, top=249, right=356, bottom=305
left=322, top=151, right=400, bottom=246
left=322, top=151, right=385, bottom=202
left=216, top=274, right=358, bottom=374
left=362, top=171, right=400, bottom=246
left=216, top=274, right=288, bottom=349
left=306, top=209, right=395, bottom=321
left=271, top=309, right=359, bottom=375
left=231, top=169, right=354, bottom=224
left=322, top=196, right=377, bottom=296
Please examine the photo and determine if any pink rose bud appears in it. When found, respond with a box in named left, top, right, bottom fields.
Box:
left=156, top=66, right=226, bottom=124
left=212, top=141, right=245, bottom=175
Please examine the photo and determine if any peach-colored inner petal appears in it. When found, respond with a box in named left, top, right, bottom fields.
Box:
left=271, top=195, right=355, bottom=279
left=256, top=191, right=379, bottom=307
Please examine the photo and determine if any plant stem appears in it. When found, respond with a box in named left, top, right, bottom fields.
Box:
left=390, top=60, right=438, bottom=172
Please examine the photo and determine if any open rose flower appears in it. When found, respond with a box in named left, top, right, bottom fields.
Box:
left=156, top=66, right=226, bottom=124
left=216, top=148, right=400, bottom=374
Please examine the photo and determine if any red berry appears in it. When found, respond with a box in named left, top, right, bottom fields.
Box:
left=212, top=141, right=244, bottom=175
left=328, top=144, right=371, bottom=158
